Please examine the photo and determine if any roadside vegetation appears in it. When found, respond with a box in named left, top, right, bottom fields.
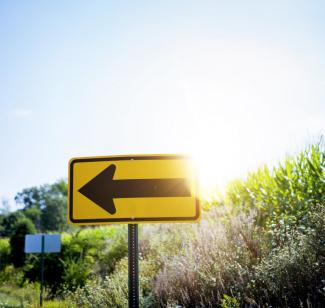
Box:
left=0, top=139, right=324, bottom=307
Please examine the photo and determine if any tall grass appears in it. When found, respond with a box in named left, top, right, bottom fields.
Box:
left=151, top=205, right=325, bottom=307
left=67, top=204, right=324, bottom=306
left=152, top=208, right=263, bottom=307
left=226, top=140, right=324, bottom=228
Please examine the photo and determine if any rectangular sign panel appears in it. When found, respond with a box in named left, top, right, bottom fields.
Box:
left=25, top=234, right=61, bottom=253
left=68, top=155, right=199, bottom=224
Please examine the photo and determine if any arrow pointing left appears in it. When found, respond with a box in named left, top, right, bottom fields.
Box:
left=78, top=164, right=191, bottom=215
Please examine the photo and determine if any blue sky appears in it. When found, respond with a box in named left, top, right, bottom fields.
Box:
left=0, top=0, right=324, bottom=207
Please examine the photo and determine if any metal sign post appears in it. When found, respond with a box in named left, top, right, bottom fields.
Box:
left=40, top=234, right=45, bottom=307
left=128, top=224, right=139, bottom=308
left=24, top=234, right=61, bottom=307
left=68, top=154, right=200, bottom=307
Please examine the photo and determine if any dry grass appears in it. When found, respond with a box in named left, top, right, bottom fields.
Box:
left=149, top=207, right=263, bottom=307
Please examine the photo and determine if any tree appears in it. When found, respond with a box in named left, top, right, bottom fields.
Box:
left=40, top=179, right=67, bottom=231
left=24, top=206, right=41, bottom=230
left=41, top=195, right=66, bottom=231
left=15, top=179, right=68, bottom=232
left=0, top=211, right=27, bottom=237
left=10, top=218, right=36, bottom=267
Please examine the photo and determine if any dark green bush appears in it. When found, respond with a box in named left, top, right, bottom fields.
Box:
left=0, top=211, right=27, bottom=237
left=24, top=226, right=128, bottom=295
left=9, top=218, right=36, bottom=268
left=0, top=239, right=10, bottom=271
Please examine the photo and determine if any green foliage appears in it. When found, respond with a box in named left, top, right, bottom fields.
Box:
left=9, top=218, right=36, bottom=268
left=152, top=208, right=260, bottom=307
left=67, top=259, right=128, bottom=308
left=40, top=199, right=65, bottom=232
left=0, top=266, right=24, bottom=286
left=0, top=211, right=27, bottom=238
left=150, top=204, right=325, bottom=307
left=247, top=206, right=325, bottom=307
left=0, top=282, right=71, bottom=307
left=0, top=282, right=41, bottom=307
left=40, top=180, right=67, bottom=232
left=23, top=225, right=126, bottom=295
left=0, top=140, right=324, bottom=307
left=15, top=179, right=68, bottom=232
left=0, top=283, right=70, bottom=307
left=23, top=207, right=41, bottom=231
left=226, top=141, right=325, bottom=228
left=37, top=300, right=73, bottom=308
left=0, top=290, right=22, bottom=307
left=67, top=256, right=158, bottom=308
left=220, top=294, right=239, bottom=308
left=0, top=239, right=10, bottom=271
left=97, top=226, right=128, bottom=275
left=60, top=258, right=92, bottom=292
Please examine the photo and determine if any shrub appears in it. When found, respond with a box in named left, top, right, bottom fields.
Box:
left=67, top=256, right=158, bottom=308
left=9, top=218, right=36, bottom=267
left=220, top=294, right=239, bottom=308
left=0, top=211, right=27, bottom=238
left=152, top=208, right=261, bottom=307
left=23, top=225, right=127, bottom=295
left=151, top=203, right=325, bottom=307
left=248, top=205, right=325, bottom=307
left=0, top=265, right=25, bottom=287
left=0, top=239, right=10, bottom=271
left=95, top=225, right=128, bottom=275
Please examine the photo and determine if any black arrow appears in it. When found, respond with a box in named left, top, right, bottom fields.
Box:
left=78, top=164, right=191, bottom=215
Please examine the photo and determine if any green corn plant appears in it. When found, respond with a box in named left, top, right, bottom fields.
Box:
left=225, top=138, right=325, bottom=228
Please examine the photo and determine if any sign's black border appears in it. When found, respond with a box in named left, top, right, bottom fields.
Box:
left=69, top=155, right=200, bottom=224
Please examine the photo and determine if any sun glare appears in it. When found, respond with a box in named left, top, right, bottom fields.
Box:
left=177, top=43, right=302, bottom=195
left=189, top=139, right=239, bottom=196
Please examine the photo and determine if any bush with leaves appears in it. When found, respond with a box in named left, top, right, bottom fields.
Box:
left=23, top=225, right=128, bottom=296
left=9, top=218, right=36, bottom=268
left=152, top=208, right=262, bottom=307
left=67, top=256, right=158, bottom=308
left=0, top=239, right=10, bottom=271
left=247, top=204, right=325, bottom=307
left=0, top=211, right=28, bottom=238
left=149, top=204, right=325, bottom=307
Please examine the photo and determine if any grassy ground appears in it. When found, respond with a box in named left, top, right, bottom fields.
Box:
left=0, top=286, right=70, bottom=308
left=0, top=291, right=22, bottom=308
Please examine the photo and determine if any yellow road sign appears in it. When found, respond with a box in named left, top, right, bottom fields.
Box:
left=68, top=155, right=200, bottom=224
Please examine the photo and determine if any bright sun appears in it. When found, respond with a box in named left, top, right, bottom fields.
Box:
left=174, top=42, right=300, bottom=194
